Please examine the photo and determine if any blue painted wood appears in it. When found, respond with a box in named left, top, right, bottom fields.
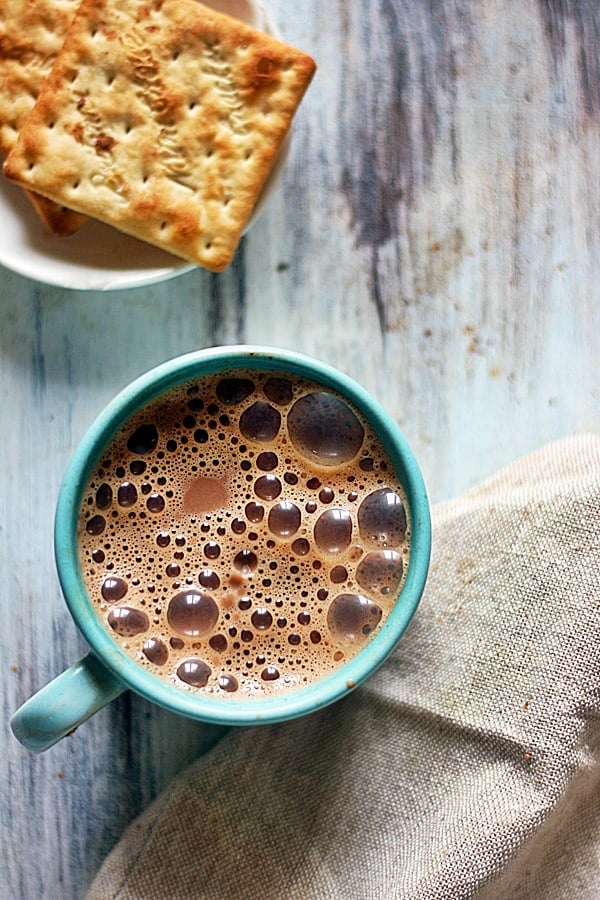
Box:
left=1, top=1, right=598, bottom=897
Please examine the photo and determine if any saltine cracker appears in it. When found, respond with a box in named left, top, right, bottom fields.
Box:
left=3, top=0, right=316, bottom=270
left=0, top=0, right=87, bottom=234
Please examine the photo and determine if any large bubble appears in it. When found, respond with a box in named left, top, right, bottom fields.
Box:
left=327, top=594, right=383, bottom=643
left=357, top=488, right=407, bottom=548
left=356, top=550, right=403, bottom=596
left=268, top=501, right=301, bottom=538
left=287, top=392, right=364, bottom=465
left=177, top=658, right=211, bottom=687
left=314, top=508, right=353, bottom=554
left=239, top=401, right=281, bottom=442
left=167, top=589, right=219, bottom=637
left=263, top=377, right=293, bottom=405
left=142, top=637, right=169, bottom=665
left=107, top=606, right=149, bottom=637
left=216, top=377, right=255, bottom=405
left=127, top=424, right=158, bottom=455
left=101, top=576, right=128, bottom=602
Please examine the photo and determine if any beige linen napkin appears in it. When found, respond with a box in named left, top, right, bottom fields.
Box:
left=87, top=434, right=600, bottom=899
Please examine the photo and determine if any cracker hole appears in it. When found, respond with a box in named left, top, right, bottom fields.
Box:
left=72, top=180, right=80, bottom=189
left=205, top=240, right=213, bottom=249
left=244, top=149, right=253, bottom=160
left=172, top=50, right=180, bottom=61
left=189, top=101, right=196, bottom=111
left=28, top=161, right=35, bottom=171
left=160, top=221, right=167, bottom=230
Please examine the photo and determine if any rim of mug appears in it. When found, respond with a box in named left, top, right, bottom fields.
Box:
left=55, top=345, right=431, bottom=725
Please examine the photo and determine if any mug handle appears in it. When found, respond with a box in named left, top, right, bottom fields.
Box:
left=11, top=652, right=125, bottom=753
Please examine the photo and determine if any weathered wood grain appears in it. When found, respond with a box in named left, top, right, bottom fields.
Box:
left=0, top=1, right=598, bottom=897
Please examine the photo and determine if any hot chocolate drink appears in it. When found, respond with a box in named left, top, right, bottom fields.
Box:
left=78, top=368, right=410, bottom=698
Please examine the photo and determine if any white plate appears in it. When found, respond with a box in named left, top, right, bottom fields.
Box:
left=0, top=0, right=288, bottom=291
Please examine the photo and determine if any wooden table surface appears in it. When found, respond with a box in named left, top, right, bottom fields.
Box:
left=1, top=2, right=598, bottom=897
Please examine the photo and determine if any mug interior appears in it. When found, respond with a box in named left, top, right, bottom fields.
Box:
left=55, top=346, right=431, bottom=725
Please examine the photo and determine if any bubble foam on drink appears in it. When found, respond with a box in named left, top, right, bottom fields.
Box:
left=78, top=370, right=411, bottom=698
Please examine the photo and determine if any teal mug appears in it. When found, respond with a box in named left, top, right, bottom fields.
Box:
left=11, top=346, right=431, bottom=752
